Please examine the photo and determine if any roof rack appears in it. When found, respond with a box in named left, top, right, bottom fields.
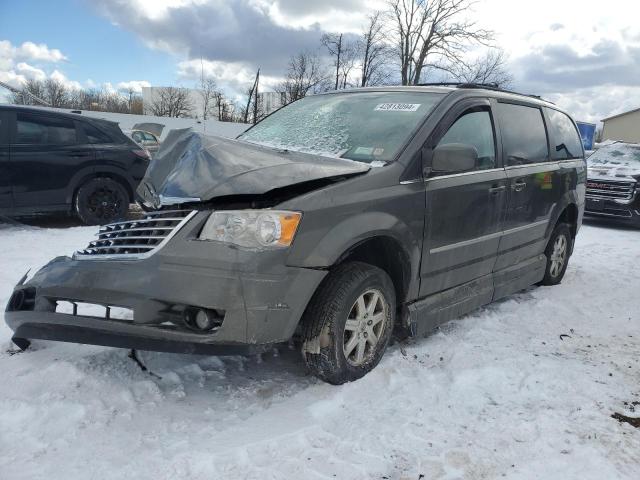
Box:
left=416, top=82, right=553, bottom=104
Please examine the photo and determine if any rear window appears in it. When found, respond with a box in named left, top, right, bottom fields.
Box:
left=546, top=108, right=583, bottom=160
left=83, top=123, right=112, bottom=144
left=497, top=103, right=549, bottom=165
left=16, top=113, right=77, bottom=145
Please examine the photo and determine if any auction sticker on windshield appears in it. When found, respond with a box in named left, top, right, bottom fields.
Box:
left=374, top=103, right=421, bottom=112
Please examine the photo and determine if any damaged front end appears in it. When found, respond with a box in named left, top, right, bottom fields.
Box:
left=5, top=130, right=369, bottom=354
left=137, top=129, right=370, bottom=210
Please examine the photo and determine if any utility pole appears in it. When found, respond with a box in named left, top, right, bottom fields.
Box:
left=253, top=69, right=259, bottom=124
left=243, top=68, right=260, bottom=124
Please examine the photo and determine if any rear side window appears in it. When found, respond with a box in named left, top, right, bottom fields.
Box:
left=437, top=110, right=496, bottom=170
left=83, top=123, right=112, bottom=144
left=16, top=113, right=77, bottom=145
left=545, top=109, right=583, bottom=160
left=497, top=103, right=548, bottom=165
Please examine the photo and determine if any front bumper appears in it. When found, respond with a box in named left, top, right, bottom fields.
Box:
left=5, top=215, right=327, bottom=354
left=584, top=196, right=640, bottom=226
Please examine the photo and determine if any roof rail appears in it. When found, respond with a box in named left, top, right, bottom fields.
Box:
left=416, top=82, right=554, bottom=104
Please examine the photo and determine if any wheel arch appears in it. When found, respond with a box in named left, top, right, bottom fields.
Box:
left=332, top=235, right=413, bottom=309
left=71, top=170, right=135, bottom=207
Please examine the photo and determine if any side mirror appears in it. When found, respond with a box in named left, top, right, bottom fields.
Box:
left=431, top=143, right=478, bottom=174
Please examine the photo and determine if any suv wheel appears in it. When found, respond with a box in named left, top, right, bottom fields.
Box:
left=301, top=262, right=395, bottom=384
left=539, top=222, right=572, bottom=286
left=75, top=177, right=129, bottom=225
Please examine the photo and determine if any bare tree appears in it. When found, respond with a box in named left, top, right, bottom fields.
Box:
left=44, top=78, right=69, bottom=107
left=338, top=44, right=358, bottom=89
left=322, top=33, right=353, bottom=90
left=199, top=78, right=218, bottom=120
left=450, top=49, right=513, bottom=88
left=386, top=0, right=493, bottom=85
left=358, top=11, right=391, bottom=87
left=147, top=87, right=194, bottom=117
left=129, top=95, right=144, bottom=114
left=11, top=78, right=48, bottom=105
left=277, top=51, right=327, bottom=104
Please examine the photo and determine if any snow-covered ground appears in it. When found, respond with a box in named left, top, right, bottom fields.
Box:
left=0, top=219, right=638, bottom=479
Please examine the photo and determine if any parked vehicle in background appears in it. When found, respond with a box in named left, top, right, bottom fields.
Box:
left=127, top=122, right=164, bottom=157
left=5, top=85, right=585, bottom=384
left=0, top=105, right=150, bottom=225
left=585, top=142, right=640, bottom=226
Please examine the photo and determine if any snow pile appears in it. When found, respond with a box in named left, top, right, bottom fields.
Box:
left=0, top=221, right=639, bottom=479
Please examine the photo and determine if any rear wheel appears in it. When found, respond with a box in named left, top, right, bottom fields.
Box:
left=300, top=262, right=395, bottom=384
left=539, top=222, right=572, bottom=285
left=75, top=177, right=129, bottom=225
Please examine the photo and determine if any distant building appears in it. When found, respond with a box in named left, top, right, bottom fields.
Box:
left=259, top=91, right=286, bottom=116
left=601, top=107, right=640, bottom=143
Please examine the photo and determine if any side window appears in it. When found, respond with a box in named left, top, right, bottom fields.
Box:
left=83, top=123, right=112, bottom=144
left=437, top=109, right=496, bottom=170
left=132, top=131, right=143, bottom=143
left=142, top=132, right=157, bottom=142
left=496, top=103, right=548, bottom=166
left=545, top=108, right=583, bottom=160
left=16, top=113, right=77, bottom=145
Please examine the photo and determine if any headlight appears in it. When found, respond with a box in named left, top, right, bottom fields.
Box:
left=198, top=210, right=302, bottom=249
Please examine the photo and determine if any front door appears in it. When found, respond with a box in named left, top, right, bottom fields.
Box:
left=420, top=99, right=507, bottom=297
left=10, top=111, right=93, bottom=209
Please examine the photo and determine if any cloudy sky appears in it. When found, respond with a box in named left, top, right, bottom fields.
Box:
left=1, top=0, right=639, bottom=123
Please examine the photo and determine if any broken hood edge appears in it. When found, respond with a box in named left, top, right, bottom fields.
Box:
left=137, top=130, right=371, bottom=208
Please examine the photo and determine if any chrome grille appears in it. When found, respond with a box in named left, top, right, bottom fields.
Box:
left=585, top=179, right=635, bottom=200
left=75, top=210, right=196, bottom=259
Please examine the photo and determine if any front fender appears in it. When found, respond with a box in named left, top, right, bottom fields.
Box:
left=287, top=211, right=421, bottom=271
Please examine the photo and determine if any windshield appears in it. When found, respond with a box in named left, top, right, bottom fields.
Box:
left=588, top=143, right=640, bottom=167
left=239, top=91, right=445, bottom=163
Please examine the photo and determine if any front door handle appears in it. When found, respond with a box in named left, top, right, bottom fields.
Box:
left=69, top=151, right=90, bottom=158
left=512, top=181, right=527, bottom=192
left=488, top=185, right=506, bottom=194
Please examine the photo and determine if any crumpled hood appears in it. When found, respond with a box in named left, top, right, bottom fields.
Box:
left=137, top=129, right=370, bottom=207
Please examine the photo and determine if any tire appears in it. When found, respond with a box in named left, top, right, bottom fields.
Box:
left=75, top=177, right=129, bottom=225
left=300, top=261, right=395, bottom=385
left=539, top=222, right=573, bottom=286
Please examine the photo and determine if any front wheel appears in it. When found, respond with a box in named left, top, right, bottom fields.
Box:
left=300, top=262, right=395, bottom=385
left=539, top=222, right=573, bottom=286
left=75, top=177, right=129, bottom=225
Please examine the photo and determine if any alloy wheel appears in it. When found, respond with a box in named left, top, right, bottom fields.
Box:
left=343, top=289, right=387, bottom=367
left=87, top=187, right=121, bottom=221
left=549, top=234, right=567, bottom=278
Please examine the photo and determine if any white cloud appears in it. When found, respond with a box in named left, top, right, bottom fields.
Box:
left=49, top=70, right=83, bottom=91
left=116, top=80, right=152, bottom=93
left=15, top=62, right=47, bottom=82
left=15, top=41, right=67, bottom=63
left=177, top=58, right=283, bottom=100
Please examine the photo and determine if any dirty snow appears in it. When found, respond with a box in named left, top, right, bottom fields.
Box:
left=0, top=219, right=639, bottom=479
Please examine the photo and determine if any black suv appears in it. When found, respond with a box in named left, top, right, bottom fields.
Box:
left=5, top=86, right=586, bottom=384
left=0, top=105, right=150, bottom=224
